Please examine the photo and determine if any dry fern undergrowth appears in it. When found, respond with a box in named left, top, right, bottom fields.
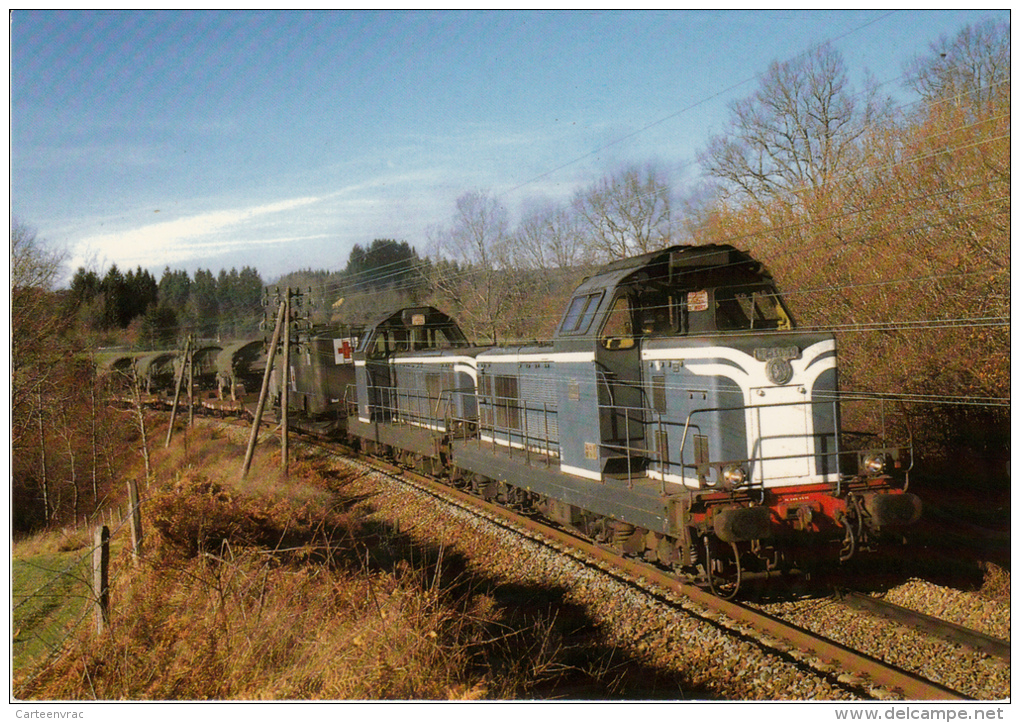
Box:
left=14, top=429, right=604, bottom=700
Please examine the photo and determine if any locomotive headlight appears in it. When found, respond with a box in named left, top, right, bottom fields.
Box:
left=721, top=464, right=747, bottom=488
left=862, top=454, right=887, bottom=475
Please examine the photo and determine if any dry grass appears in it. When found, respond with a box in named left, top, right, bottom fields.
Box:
left=14, top=423, right=609, bottom=701
left=978, top=563, right=1010, bottom=604
left=13, top=527, right=93, bottom=559
left=16, top=548, right=497, bottom=699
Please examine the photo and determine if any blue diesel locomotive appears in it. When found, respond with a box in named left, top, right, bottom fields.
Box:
left=342, top=244, right=921, bottom=596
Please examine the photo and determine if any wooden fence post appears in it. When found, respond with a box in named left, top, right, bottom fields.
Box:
left=93, top=526, right=110, bottom=635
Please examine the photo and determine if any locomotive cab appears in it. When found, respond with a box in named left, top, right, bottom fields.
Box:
left=339, top=248, right=920, bottom=600
left=545, top=244, right=918, bottom=593
left=565, top=246, right=796, bottom=347
left=551, top=244, right=810, bottom=482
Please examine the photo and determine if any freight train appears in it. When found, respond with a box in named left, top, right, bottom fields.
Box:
left=107, top=243, right=922, bottom=597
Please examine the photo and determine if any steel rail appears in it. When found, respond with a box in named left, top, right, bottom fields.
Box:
left=206, top=423, right=974, bottom=702
left=838, top=590, right=1010, bottom=661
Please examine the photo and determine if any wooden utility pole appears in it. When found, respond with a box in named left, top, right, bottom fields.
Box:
left=127, top=478, right=143, bottom=563
left=165, top=336, right=192, bottom=447
left=241, top=296, right=287, bottom=480
left=282, top=288, right=291, bottom=477
left=187, top=334, right=195, bottom=428
left=131, top=373, right=152, bottom=480
left=36, top=391, right=50, bottom=524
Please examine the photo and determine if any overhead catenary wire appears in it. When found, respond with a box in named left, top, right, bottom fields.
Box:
left=273, top=118, right=1009, bottom=309
left=262, top=202, right=1010, bottom=341
left=503, top=10, right=901, bottom=196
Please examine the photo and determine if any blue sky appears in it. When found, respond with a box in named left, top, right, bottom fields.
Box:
left=10, top=9, right=1008, bottom=285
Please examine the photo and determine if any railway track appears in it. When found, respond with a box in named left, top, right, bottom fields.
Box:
left=328, top=443, right=973, bottom=701
left=836, top=590, right=1010, bottom=661
left=201, top=418, right=1004, bottom=699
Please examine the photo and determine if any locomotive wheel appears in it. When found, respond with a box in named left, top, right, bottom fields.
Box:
left=704, top=537, right=742, bottom=600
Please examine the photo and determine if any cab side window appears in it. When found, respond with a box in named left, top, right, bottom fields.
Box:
left=600, top=295, right=635, bottom=350
left=560, top=292, right=603, bottom=336
left=369, top=328, right=410, bottom=357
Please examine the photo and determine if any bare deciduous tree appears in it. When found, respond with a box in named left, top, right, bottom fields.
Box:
left=572, top=161, right=674, bottom=259
left=429, top=191, right=526, bottom=344
left=904, top=18, right=1010, bottom=110
left=12, top=220, right=71, bottom=526
left=11, top=220, right=67, bottom=449
left=513, top=199, right=593, bottom=271
left=700, top=44, right=892, bottom=207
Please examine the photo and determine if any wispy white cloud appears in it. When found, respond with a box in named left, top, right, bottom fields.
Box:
left=95, top=195, right=327, bottom=242
left=67, top=194, right=336, bottom=272
left=145, top=233, right=337, bottom=264
left=60, top=132, right=556, bottom=279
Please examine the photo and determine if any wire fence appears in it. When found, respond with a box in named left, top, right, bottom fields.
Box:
left=13, top=486, right=145, bottom=685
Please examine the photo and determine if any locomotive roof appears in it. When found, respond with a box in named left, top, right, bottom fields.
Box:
left=363, top=305, right=463, bottom=332
left=577, top=244, right=765, bottom=289
left=554, top=243, right=784, bottom=350
left=357, top=305, right=471, bottom=356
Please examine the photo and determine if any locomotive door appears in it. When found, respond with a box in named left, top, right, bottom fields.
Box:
left=366, top=328, right=404, bottom=423
left=366, top=360, right=394, bottom=422
left=596, top=294, right=646, bottom=467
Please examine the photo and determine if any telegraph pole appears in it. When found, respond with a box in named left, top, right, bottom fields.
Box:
left=281, top=287, right=291, bottom=477
left=241, top=294, right=286, bottom=480
left=166, top=336, right=191, bottom=447
left=187, top=333, right=195, bottom=428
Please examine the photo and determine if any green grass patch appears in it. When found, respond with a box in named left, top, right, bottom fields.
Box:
left=13, top=540, right=94, bottom=674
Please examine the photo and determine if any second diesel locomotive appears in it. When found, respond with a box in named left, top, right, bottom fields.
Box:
left=336, top=244, right=921, bottom=596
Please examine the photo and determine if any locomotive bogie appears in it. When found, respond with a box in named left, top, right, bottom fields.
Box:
left=339, top=244, right=920, bottom=597
left=106, top=243, right=920, bottom=598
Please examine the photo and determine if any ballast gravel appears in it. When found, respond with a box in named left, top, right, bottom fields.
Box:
left=880, top=578, right=1010, bottom=642
left=756, top=587, right=1010, bottom=701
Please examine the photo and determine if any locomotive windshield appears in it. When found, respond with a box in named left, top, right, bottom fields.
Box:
left=713, top=285, right=792, bottom=331
left=359, top=306, right=470, bottom=358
